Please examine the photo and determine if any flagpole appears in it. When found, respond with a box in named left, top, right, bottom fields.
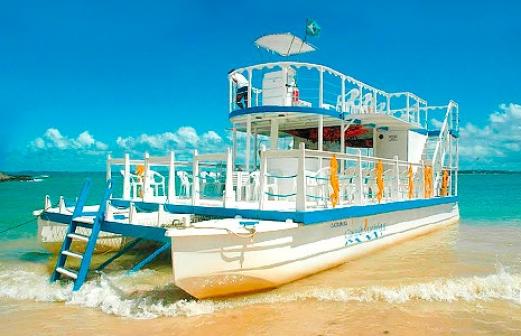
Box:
left=296, top=18, right=309, bottom=59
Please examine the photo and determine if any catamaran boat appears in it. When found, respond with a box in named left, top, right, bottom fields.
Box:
left=35, top=33, right=460, bottom=298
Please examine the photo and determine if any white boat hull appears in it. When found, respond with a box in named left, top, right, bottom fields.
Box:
left=37, top=217, right=126, bottom=253
left=168, top=202, right=459, bottom=298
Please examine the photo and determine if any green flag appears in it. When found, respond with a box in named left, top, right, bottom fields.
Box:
left=306, top=18, right=321, bottom=37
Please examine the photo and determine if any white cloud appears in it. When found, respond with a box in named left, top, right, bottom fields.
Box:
left=459, top=103, right=521, bottom=169
left=29, top=128, right=108, bottom=155
left=116, top=126, right=225, bottom=156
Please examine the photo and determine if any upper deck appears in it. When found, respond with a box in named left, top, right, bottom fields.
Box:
left=228, top=61, right=445, bottom=130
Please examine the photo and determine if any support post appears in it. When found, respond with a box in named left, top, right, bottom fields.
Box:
left=232, top=124, right=237, bottom=169
left=296, top=143, right=307, bottom=211
left=224, top=147, right=235, bottom=207
left=96, top=238, right=143, bottom=271
left=192, top=150, right=199, bottom=205
left=341, top=76, right=345, bottom=112
left=123, top=153, right=130, bottom=199
left=420, top=160, right=425, bottom=199
left=318, top=115, right=324, bottom=151
left=270, top=118, right=279, bottom=149
left=355, top=149, right=364, bottom=204
left=253, top=132, right=258, bottom=169
left=228, top=75, right=233, bottom=112
left=319, top=67, right=324, bottom=108
left=44, top=195, right=51, bottom=209
left=259, top=147, right=267, bottom=210
left=129, top=242, right=171, bottom=273
left=386, top=94, right=391, bottom=115
left=143, top=152, right=150, bottom=200
left=340, top=120, right=345, bottom=172
left=245, top=115, right=251, bottom=172
left=128, top=202, right=136, bottom=223
left=393, top=155, right=400, bottom=200
left=167, top=151, right=176, bottom=203
left=247, top=68, right=252, bottom=108
left=58, top=196, right=66, bottom=213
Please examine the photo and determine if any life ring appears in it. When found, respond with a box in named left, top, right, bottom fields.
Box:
left=292, top=87, right=299, bottom=103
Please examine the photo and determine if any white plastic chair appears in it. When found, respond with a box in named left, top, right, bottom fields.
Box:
left=362, top=93, right=375, bottom=114
left=148, top=170, right=165, bottom=197
left=247, top=171, right=260, bottom=201
left=340, top=167, right=357, bottom=203
left=306, top=167, right=331, bottom=207
left=120, top=170, right=143, bottom=199
left=177, top=171, right=191, bottom=197
left=337, top=88, right=360, bottom=113
left=376, top=102, right=387, bottom=114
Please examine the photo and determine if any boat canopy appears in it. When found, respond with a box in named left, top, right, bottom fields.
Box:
left=255, top=33, right=316, bottom=56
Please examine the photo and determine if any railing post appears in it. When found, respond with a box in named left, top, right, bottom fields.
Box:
left=393, top=155, right=400, bottom=200
left=167, top=151, right=176, bottom=203
left=318, top=115, right=324, bottom=151
left=123, top=153, right=130, bottom=199
left=143, top=152, right=150, bottom=200
left=373, top=91, right=378, bottom=114
left=245, top=115, right=252, bottom=172
left=58, top=196, right=65, bottom=214
left=386, top=94, right=391, bottom=115
left=253, top=132, right=258, bottom=169
left=232, top=123, right=237, bottom=168
left=296, top=143, right=307, bottom=211
left=340, top=120, right=345, bottom=172
left=406, top=94, right=410, bottom=122
left=319, top=67, right=324, bottom=108
left=355, top=149, right=364, bottom=204
left=341, top=76, right=345, bottom=112
left=224, top=147, right=235, bottom=207
left=420, top=160, right=425, bottom=199
left=416, top=101, right=420, bottom=125
left=106, top=154, right=112, bottom=182
left=259, top=148, right=267, bottom=210
left=247, top=68, right=252, bottom=108
left=357, top=84, right=363, bottom=113
left=192, top=150, right=199, bottom=206
left=228, top=75, right=233, bottom=113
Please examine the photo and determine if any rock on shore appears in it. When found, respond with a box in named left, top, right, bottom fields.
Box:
left=0, top=172, right=34, bottom=182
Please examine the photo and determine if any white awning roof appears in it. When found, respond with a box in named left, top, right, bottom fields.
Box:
left=255, top=33, right=316, bottom=57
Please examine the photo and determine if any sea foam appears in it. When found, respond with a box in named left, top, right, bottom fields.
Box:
left=0, top=264, right=519, bottom=319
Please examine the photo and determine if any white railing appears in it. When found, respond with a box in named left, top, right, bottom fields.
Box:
left=258, top=144, right=457, bottom=211
left=106, top=149, right=233, bottom=205
left=106, top=145, right=457, bottom=212
left=229, top=62, right=430, bottom=128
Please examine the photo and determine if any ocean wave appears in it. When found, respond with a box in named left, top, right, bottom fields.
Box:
left=0, top=265, right=520, bottom=319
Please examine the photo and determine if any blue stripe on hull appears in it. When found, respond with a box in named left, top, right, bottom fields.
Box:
left=110, top=196, right=458, bottom=225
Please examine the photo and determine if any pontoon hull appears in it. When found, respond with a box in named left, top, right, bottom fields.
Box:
left=37, top=217, right=126, bottom=253
left=170, top=203, right=459, bottom=298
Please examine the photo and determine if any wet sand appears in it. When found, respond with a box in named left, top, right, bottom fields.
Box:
left=1, top=223, right=521, bottom=335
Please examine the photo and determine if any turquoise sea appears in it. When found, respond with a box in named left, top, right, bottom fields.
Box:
left=0, top=173, right=520, bottom=335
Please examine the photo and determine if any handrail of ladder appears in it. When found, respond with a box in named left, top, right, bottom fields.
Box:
left=431, top=101, right=455, bottom=191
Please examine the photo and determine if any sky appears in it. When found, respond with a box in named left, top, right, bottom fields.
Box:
left=1, top=0, right=520, bottom=171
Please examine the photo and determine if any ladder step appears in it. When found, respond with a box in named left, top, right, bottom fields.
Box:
left=56, top=267, right=78, bottom=280
left=62, top=250, right=83, bottom=259
left=67, top=233, right=90, bottom=242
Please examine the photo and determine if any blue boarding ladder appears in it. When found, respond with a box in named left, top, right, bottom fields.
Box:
left=50, top=178, right=113, bottom=291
